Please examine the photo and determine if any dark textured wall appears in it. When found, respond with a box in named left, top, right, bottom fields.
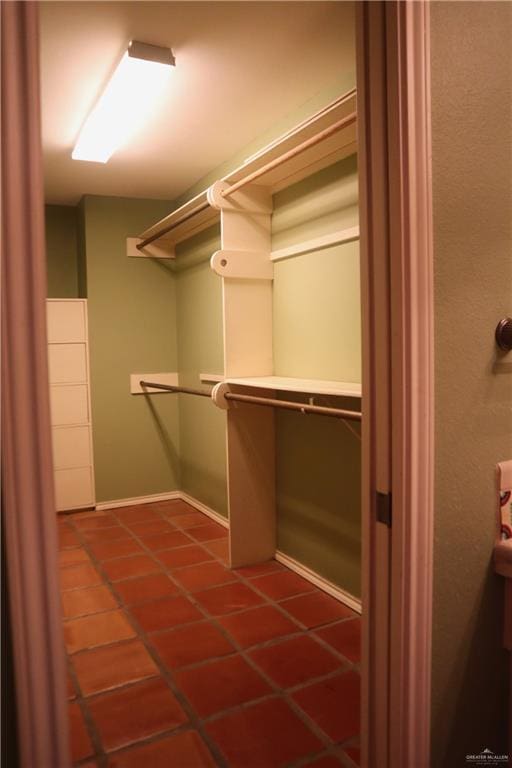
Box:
left=431, top=3, right=512, bottom=763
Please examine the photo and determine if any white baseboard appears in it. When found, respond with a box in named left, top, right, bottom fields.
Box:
left=95, top=489, right=229, bottom=530
left=178, top=492, right=229, bottom=528
left=275, top=550, right=362, bottom=615
left=96, top=490, right=181, bottom=511
left=95, top=491, right=360, bottom=614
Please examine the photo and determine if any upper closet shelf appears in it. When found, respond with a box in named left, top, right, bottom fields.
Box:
left=130, top=89, right=357, bottom=258
left=225, top=376, right=361, bottom=398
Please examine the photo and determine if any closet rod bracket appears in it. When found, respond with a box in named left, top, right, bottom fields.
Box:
left=211, top=250, right=273, bottom=280
left=211, top=382, right=231, bottom=410
left=127, top=237, right=175, bottom=259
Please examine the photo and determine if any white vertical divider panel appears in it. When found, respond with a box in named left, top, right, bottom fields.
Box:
left=209, top=181, right=276, bottom=567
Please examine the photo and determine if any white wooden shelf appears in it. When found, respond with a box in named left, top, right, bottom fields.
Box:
left=225, top=376, right=361, bottom=398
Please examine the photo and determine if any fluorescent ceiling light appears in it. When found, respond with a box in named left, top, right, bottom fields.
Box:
left=72, top=41, right=175, bottom=163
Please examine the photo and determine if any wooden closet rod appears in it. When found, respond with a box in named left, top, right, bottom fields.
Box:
left=137, top=201, right=210, bottom=251
left=221, top=111, right=357, bottom=199
left=139, top=381, right=361, bottom=422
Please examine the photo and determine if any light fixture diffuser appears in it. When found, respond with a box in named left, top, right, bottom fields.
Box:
left=72, top=41, right=175, bottom=163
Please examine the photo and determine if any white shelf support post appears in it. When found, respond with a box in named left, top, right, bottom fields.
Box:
left=209, top=180, right=276, bottom=568
left=208, top=180, right=274, bottom=378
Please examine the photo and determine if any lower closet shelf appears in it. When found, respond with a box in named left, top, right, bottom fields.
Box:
left=225, top=376, right=361, bottom=398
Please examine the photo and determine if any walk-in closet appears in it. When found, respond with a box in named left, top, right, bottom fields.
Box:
left=41, top=3, right=363, bottom=766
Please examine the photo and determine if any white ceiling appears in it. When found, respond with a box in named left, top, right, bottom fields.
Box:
left=40, top=1, right=355, bottom=205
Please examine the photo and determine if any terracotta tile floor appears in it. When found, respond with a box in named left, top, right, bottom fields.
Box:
left=61, top=500, right=361, bottom=768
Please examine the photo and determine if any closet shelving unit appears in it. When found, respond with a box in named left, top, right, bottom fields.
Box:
left=131, top=88, right=360, bottom=567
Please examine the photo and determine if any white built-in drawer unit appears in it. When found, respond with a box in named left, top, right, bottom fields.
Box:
left=47, top=299, right=95, bottom=511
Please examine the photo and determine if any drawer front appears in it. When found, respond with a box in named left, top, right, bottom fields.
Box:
left=54, top=467, right=94, bottom=511
left=52, top=425, right=92, bottom=470
left=47, top=301, right=86, bottom=343
left=50, top=384, right=89, bottom=426
left=48, top=343, right=87, bottom=384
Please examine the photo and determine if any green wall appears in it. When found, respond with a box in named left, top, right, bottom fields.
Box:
left=276, top=406, right=361, bottom=594
left=45, top=204, right=79, bottom=297
left=81, top=195, right=181, bottom=503
left=272, top=157, right=360, bottom=382
left=174, top=226, right=228, bottom=516
left=272, top=157, right=361, bottom=595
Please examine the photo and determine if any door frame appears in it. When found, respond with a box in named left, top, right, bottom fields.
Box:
left=357, top=2, right=434, bottom=767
